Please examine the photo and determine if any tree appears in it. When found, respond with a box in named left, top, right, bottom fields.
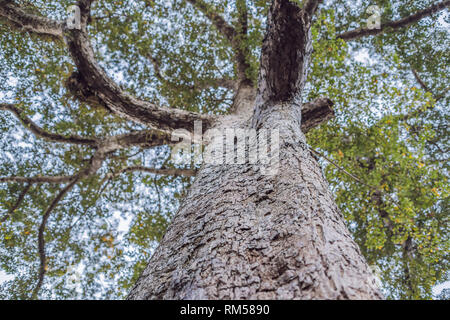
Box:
left=0, top=0, right=448, bottom=299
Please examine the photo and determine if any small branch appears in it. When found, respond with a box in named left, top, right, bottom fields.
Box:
left=185, top=0, right=236, bottom=43
left=201, top=78, right=238, bottom=91
left=435, top=87, right=450, bottom=102
left=0, top=128, right=172, bottom=185
left=101, top=130, right=174, bottom=152
left=148, top=55, right=166, bottom=84
left=309, top=148, right=379, bottom=191
left=186, top=0, right=252, bottom=84
left=1, top=184, right=30, bottom=223
left=412, top=69, right=430, bottom=92
left=397, top=69, right=450, bottom=122
left=411, top=69, right=449, bottom=102
left=0, top=175, right=75, bottom=184
left=31, top=175, right=81, bottom=299
left=148, top=55, right=238, bottom=91
left=338, top=1, right=450, bottom=41
left=0, top=103, right=98, bottom=146
left=113, top=166, right=198, bottom=178
left=302, top=0, right=324, bottom=22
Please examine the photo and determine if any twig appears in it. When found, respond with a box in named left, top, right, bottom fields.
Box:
left=31, top=176, right=82, bottom=299
left=1, top=184, right=31, bottom=223
left=309, top=148, right=379, bottom=191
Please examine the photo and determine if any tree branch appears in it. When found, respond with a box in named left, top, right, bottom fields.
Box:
left=411, top=69, right=449, bottom=102
left=0, top=103, right=98, bottom=145
left=148, top=55, right=238, bottom=91
left=201, top=78, right=238, bottom=91
left=31, top=175, right=81, bottom=299
left=301, top=97, right=334, bottom=132
left=113, top=166, right=198, bottom=178
left=1, top=1, right=216, bottom=132
left=256, top=0, right=312, bottom=106
left=186, top=0, right=252, bottom=84
left=234, top=0, right=252, bottom=84
left=338, top=1, right=450, bottom=41
left=0, top=0, right=64, bottom=40
left=64, top=25, right=215, bottom=132
left=435, top=87, right=450, bottom=102
left=0, top=175, right=76, bottom=184
left=309, top=148, right=380, bottom=191
left=101, top=130, right=174, bottom=152
left=185, top=0, right=235, bottom=43
left=1, top=183, right=30, bottom=223
left=302, top=0, right=323, bottom=22
left=0, top=129, right=173, bottom=185
left=412, top=69, right=430, bottom=92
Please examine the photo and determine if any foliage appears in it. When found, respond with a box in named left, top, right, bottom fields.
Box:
left=0, top=0, right=448, bottom=299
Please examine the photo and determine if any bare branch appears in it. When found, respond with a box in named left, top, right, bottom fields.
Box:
left=113, top=166, right=198, bottom=178
left=412, top=69, right=430, bottom=92
left=0, top=0, right=63, bottom=40
left=31, top=175, right=81, bottom=300
left=1, top=103, right=98, bottom=146
left=338, top=1, right=450, bottom=41
left=185, top=0, right=235, bottom=43
left=64, top=27, right=215, bottom=132
left=148, top=55, right=238, bottom=91
left=186, top=0, right=252, bottom=84
left=1, top=184, right=30, bottom=223
left=0, top=175, right=75, bottom=184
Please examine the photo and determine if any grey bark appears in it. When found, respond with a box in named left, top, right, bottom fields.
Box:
left=128, top=0, right=382, bottom=300
left=127, top=93, right=382, bottom=299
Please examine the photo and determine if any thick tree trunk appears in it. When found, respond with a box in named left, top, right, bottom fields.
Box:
left=128, top=0, right=383, bottom=300
left=127, top=88, right=382, bottom=300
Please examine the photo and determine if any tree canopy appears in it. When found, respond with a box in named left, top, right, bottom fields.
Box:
left=0, top=0, right=448, bottom=299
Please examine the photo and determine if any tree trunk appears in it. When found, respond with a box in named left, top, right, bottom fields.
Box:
left=128, top=0, right=383, bottom=300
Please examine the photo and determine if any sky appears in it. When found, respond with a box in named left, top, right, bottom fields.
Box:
left=0, top=0, right=448, bottom=300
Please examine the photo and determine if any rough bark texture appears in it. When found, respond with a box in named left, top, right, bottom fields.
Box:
left=128, top=97, right=382, bottom=299
left=2, top=0, right=441, bottom=300
left=255, top=0, right=310, bottom=108
left=128, top=0, right=381, bottom=301
left=0, top=0, right=63, bottom=40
